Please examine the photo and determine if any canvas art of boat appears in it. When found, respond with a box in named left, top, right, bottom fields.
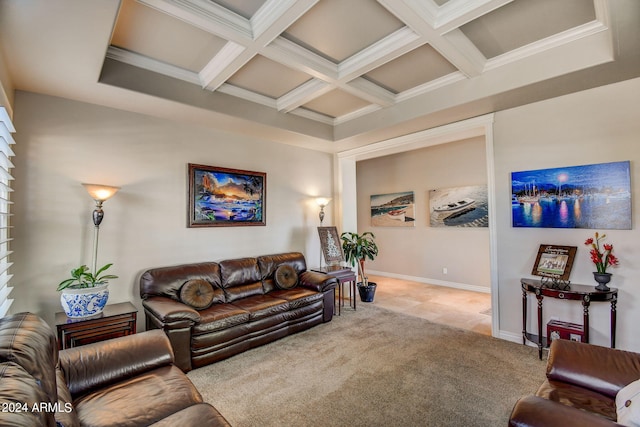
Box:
left=433, top=198, right=476, bottom=213
left=387, top=209, right=406, bottom=221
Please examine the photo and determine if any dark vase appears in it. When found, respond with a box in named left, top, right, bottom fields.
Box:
left=593, top=272, right=612, bottom=291
left=357, top=282, right=377, bottom=302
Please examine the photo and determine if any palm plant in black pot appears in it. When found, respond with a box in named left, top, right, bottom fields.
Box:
left=340, top=231, right=379, bottom=302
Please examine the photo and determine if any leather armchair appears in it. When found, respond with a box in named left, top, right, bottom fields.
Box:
left=0, top=312, right=230, bottom=427
left=509, top=339, right=640, bottom=426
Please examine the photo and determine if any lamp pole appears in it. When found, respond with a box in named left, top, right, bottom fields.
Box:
left=82, top=184, right=120, bottom=274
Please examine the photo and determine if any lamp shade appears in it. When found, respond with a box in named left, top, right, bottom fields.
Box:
left=315, top=197, right=331, bottom=208
left=82, top=184, right=120, bottom=202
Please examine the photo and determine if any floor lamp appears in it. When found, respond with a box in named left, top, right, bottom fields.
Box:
left=315, top=197, right=331, bottom=268
left=82, top=183, right=120, bottom=275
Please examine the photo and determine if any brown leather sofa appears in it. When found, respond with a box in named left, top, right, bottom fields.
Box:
left=140, top=251, right=338, bottom=372
left=509, top=339, right=640, bottom=426
left=0, top=312, right=230, bottom=427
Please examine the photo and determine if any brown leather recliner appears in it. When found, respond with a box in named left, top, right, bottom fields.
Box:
left=0, top=312, right=230, bottom=427
left=509, top=339, right=640, bottom=426
left=140, top=252, right=338, bottom=372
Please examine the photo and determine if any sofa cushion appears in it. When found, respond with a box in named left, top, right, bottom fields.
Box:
left=193, top=304, right=250, bottom=335
left=230, top=295, right=289, bottom=320
left=180, top=279, right=223, bottom=310
left=616, top=379, right=640, bottom=426
left=219, top=257, right=264, bottom=302
left=73, top=365, right=203, bottom=427
left=270, top=287, right=324, bottom=309
left=274, top=264, right=298, bottom=289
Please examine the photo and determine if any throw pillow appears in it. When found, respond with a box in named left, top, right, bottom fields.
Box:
left=180, top=279, right=217, bottom=310
left=617, top=379, right=640, bottom=427
left=274, top=265, right=298, bottom=290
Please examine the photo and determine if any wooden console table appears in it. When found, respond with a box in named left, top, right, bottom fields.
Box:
left=521, top=278, right=617, bottom=359
left=55, top=301, right=138, bottom=350
left=312, top=266, right=357, bottom=315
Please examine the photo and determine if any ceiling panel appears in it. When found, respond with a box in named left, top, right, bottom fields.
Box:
left=459, top=0, right=597, bottom=59
left=227, top=55, right=312, bottom=98
left=112, top=0, right=227, bottom=72
left=282, top=0, right=405, bottom=63
left=303, top=89, right=372, bottom=118
left=210, top=0, right=267, bottom=19
left=363, top=44, right=458, bottom=94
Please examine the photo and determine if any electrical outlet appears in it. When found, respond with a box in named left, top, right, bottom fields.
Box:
left=442, top=267, right=448, bottom=274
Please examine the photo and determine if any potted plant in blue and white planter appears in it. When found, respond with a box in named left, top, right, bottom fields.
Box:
left=57, top=263, right=117, bottom=318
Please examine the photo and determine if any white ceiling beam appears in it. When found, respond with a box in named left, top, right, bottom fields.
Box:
left=338, top=27, right=423, bottom=81
left=378, top=0, right=486, bottom=77
left=263, top=37, right=338, bottom=81
left=435, top=0, right=514, bottom=34
left=342, top=78, right=395, bottom=107
left=277, top=79, right=332, bottom=113
left=137, top=0, right=253, bottom=42
left=199, top=41, right=246, bottom=90
left=251, top=0, right=319, bottom=41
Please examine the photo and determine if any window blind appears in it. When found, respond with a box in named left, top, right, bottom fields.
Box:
left=0, top=107, right=15, bottom=317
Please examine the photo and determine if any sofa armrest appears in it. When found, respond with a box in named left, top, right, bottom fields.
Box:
left=142, top=296, right=201, bottom=327
left=547, top=340, right=640, bottom=398
left=509, top=395, right=623, bottom=427
left=59, top=330, right=174, bottom=398
left=298, top=270, right=337, bottom=292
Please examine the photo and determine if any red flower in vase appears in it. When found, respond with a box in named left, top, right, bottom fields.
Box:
left=585, top=232, right=619, bottom=274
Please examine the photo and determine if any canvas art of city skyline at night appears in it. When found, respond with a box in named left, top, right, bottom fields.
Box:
left=511, top=161, right=631, bottom=229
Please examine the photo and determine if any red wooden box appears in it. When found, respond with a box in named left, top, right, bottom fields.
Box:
left=547, top=320, right=584, bottom=347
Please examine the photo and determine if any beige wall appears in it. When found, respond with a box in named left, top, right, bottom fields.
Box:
left=494, top=77, right=640, bottom=351
left=7, top=76, right=640, bottom=352
left=355, top=137, right=490, bottom=291
left=11, top=91, right=334, bottom=328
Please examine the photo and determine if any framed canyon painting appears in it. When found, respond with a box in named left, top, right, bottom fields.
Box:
left=188, top=164, right=266, bottom=227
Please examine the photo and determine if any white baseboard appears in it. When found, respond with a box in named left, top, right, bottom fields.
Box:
left=366, top=269, right=491, bottom=294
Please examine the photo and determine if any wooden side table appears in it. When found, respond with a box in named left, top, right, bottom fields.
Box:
left=55, top=301, right=138, bottom=350
left=312, top=266, right=357, bottom=315
left=521, top=278, right=617, bottom=359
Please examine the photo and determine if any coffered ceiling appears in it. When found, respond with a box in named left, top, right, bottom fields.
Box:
left=1, top=0, right=639, bottom=152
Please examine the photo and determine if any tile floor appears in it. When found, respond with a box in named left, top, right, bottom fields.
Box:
left=339, top=275, right=492, bottom=336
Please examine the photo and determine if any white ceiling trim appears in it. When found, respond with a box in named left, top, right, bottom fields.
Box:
left=199, top=41, right=246, bottom=90
left=251, top=0, right=317, bottom=39
left=264, top=37, right=338, bottom=81
left=435, top=0, right=514, bottom=33
left=484, top=19, right=610, bottom=71
left=138, top=0, right=253, bottom=41
left=337, top=113, right=494, bottom=162
left=106, top=46, right=201, bottom=85
left=218, top=83, right=277, bottom=109
left=277, top=79, right=331, bottom=113
left=338, top=27, right=422, bottom=81
left=378, top=0, right=485, bottom=77
left=395, top=71, right=467, bottom=102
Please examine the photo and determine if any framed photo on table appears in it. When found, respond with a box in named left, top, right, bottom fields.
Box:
left=531, top=244, right=577, bottom=282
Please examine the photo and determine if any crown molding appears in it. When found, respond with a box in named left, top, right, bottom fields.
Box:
left=105, top=46, right=201, bottom=85
left=138, top=0, right=253, bottom=41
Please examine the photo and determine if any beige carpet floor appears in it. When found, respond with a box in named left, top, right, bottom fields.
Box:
left=188, top=303, right=546, bottom=427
